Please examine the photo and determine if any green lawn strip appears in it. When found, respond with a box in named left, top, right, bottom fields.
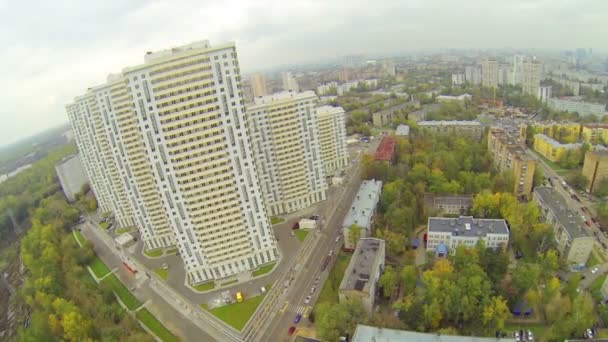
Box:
left=504, top=323, right=549, bottom=340
left=90, top=257, right=112, bottom=278
left=295, top=229, right=309, bottom=242
left=221, top=279, right=238, bottom=287
left=154, top=268, right=168, bottom=281
left=316, top=252, right=352, bottom=305
left=136, top=308, right=179, bottom=342
left=192, top=281, right=215, bottom=292
left=166, top=248, right=179, bottom=255
left=73, top=230, right=86, bottom=245
left=100, top=222, right=110, bottom=229
left=115, top=226, right=133, bottom=235
left=270, top=216, right=285, bottom=225
left=208, top=295, right=266, bottom=330
left=252, top=262, right=276, bottom=277
left=103, top=274, right=141, bottom=310
left=144, top=248, right=164, bottom=258
left=590, top=275, right=606, bottom=299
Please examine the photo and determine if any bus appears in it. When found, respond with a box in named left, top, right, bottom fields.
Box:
left=236, top=291, right=243, bottom=303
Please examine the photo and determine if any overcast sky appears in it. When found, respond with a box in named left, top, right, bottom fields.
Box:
left=0, top=0, right=606, bottom=146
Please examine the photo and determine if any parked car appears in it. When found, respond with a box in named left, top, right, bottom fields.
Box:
left=514, top=331, right=521, bottom=342
left=314, top=276, right=320, bottom=284
left=304, top=296, right=312, bottom=304
left=288, top=326, right=296, bottom=335
left=310, top=287, right=316, bottom=294
left=309, top=215, right=320, bottom=220
left=335, top=236, right=340, bottom=243
left=592, top=267, right=600, bottom=274
left=292, top=222, right=300, bottom=230
left=161, top=263, right=168, bottom=270
left=585, top=328, right=594, bottom=339
left=526, top=330, right=534, bottom=341
left=294, top=314, right=302, bottom=324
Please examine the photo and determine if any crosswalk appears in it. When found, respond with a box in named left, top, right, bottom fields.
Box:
left=279, top=301, right=311, bottom=317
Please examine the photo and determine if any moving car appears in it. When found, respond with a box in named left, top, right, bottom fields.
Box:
left=310, top=287, right=316, bottom=294
left=304, top=296, right=312, bottom=304
left=294, top=314, right=302, bottom=324
left=335, top=236, right=340, bottom=242
left=288, top=326, right=296, bottom=335
left=314, top=276, right=320, bottom=284
left=592, top=267, right=600, bottom=274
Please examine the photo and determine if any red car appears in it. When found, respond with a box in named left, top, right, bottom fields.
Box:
left=288, top=326, right=296, bottom=335
left=292, top=222, right=300, bottom=230
left=585, top=220, right=591, bottom=227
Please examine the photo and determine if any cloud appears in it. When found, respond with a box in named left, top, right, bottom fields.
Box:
left=0, top=0, right=607, bottom=145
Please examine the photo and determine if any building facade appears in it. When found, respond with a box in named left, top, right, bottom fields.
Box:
left=342, top=179, right=383, bottom=250
left=339, top=238, right=385, bottom=314
left=418, top=120, right=484, bottom=140
left=533, top=186, right=593, bottom=266
left=247, top=91, right=328, bottom=216
left=548, top=98, right=607, bottom=117
left=451, top=73, right=465, bottom=85
left=55, top=154, right=89, bottom=202
left=426, top=216, right=510, bottom=255
left=533, top=133, right=582, bottom=162
left=581, top=124, right=608, bottom=145
left=488, top=128, right=536, bottom=199
left=281, top=71, right=299, bottom=92
left=522, top=58, right=542, bottom=97
left=582, top=150, right=608, bottom=193
left=481, top=59, right=498, bottom=88
left=67, top=41, right=278, bottom=284
left=424, top=194, right=473, bottom=215
left=250, top=73, right=268, bottom=98
left=316, top=105, right=349, bottom=174
left=538, top=85, right=552, bottom=103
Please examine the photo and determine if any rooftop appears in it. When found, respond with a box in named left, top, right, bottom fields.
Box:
left=418, top=120, right=482, bottom=126
left=428, top=216, right=509, bottom=237
left=316, top=105, right=344, bottom=117
left=250, top=90, right=317, bottom=107
left=57, top=154, right=79, bottom=166
left=583, top=123, right=608, bottom=129
left=339, top=239, right=385, bottom=293
left=395, top=124, right=410, bottom=136
left=424, top=193, right=473, bottom=208
left=534, top=133, right=582, bottom=149
left=352, top=325, right=509, bottom=342
left=533, top=186, right=590, bottom=239
left=437, top=94, right=472, bottom=101
left=343, top=179, right=383, bottom=230
left=374, top=136, right=396, bottom=161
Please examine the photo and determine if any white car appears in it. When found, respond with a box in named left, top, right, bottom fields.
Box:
left=335, top=236, right=340, bottom=243
left=313, top=277, right=320, bottom=284
left=310, top=287, right=316, bottom=294
left=592, top=267, right=600, bottom=274
left=304, top=296, right=312, bottom=304
left=586, top=328, right=594, bottom=339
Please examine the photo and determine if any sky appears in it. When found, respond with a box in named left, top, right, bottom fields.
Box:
left=0, top=0, right=607, bottom=146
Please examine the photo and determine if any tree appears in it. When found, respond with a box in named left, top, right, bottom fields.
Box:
left=379, top=265, right=398, bottom=299
left=533, top=167, right=545, bottom=188
left=316, top=299, right=368, bottom=341
left=482, top=296, right=510, bottom=333
left=511, top=263, right=541, bottom=295
left=566, top=172, right=589, bottom=191
left=592, top=177, right=608, bottom=197
left=400, top=265, right=418, bottom=295
left=597, top=202, right=608, bottom=228
left=348, top=224, right=361, bottom=247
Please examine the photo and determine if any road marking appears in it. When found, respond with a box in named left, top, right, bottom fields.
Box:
left=279, top=301, right=289, bottom=314
left=303, top=306, right=312, bottom=318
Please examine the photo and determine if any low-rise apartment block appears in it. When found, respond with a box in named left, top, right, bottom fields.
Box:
left=247, top=91, right=328, bottom=216
left=316, top=105, right=349, bottom=174
left=426, top=216, right=509, bottom=257
left=582, top=150, right=608, bottom=193
left=418, top=120, right=483, bottom=141
left=581, top=123, right=608, bottom=145
left=488, top=128, right=536, bottom=199
left=436, top=94, right=472, bottom=103
left=55, top=154, right=89, bottom=202
left=342, top=180, right=383, bottom=250
left=533, top=133, right=582, bottom=162
left=424, top=193, right=473, bottom=216
left=339, top=238, right=385, bottom=314
left=548, top=97, right=607, bottom=117
left=533, top=186, right=593, bottom=266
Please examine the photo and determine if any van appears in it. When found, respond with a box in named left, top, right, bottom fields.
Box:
left=236, top=291, right=243, bottom=303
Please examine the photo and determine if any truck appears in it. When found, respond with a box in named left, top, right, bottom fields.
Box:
left=299, top=218, right=317, bottom=229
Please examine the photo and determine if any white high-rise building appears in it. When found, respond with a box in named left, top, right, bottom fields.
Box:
left=538, top=86, right=552, bottom=103
left=281, top=71, right=300, bottom=92
left=523, top=57, right=542, bottom=97
left=67, top=41, right=278, bottom=284
left=316, top=106, right=349, bottom=174
left=247, top=91, right=328, bottom=216
left=511, top=55, right=526, bottom=85
left=250, top=73, right=268, bottom=98
left=55, top=154, right=89, bottom=202
left=465, top=66, right=481, bottom=85
left=451, top=73, right=465, bottom=85
left=481, top=59, right=498, bottom=88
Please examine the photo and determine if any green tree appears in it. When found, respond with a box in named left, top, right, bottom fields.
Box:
left=592, top=177, right=608, bottom=197
left=316, top=299, right=368, bottom=341
left=348, top=224, right=362, bottom=247
left=379, top=265, right=398, bottom=299
left=482, top=296, right=510, bottom=333
left=566, top=172, right=589, bottom=191
left=400, top=265, right=418, bottom=295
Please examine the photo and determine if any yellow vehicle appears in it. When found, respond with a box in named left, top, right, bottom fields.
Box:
left=236, top=291, right=243, bottom=303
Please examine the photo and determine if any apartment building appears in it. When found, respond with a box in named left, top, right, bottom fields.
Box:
left=343, top=179, right=383, bottom=250
left=533, top=187, right=593, bottom=266
left=481, top=59, right=498, bottom=88
left=538, top=86, right=552, bottom=103
left=581, top=123, right=608, bottom=144
left=582, top=150, right=608, bottom=193
left=418, top=120, right=484, bottom=141
left=548, top=97, right=607, bottom=117
left=339, top=238, right=385, bottom=314
left=488, top=128, right=536, bottom=199
left=533, top=133, right=582, bottom=162
left=281, top=71, right=299, bottom=92
left=436, top=94, right=472, bottom=103
left=250, top=73, right=268, bottom=98
left=424, top=194, right=473, bottom=216
left=465, top=65, right=481, bottom=85
left=247, top=91, right=328, bottom=216
left=67, top=41, right=278, bottom=284
left=426, top=216, right=510, bottom=256
left=522, top=58, right=542, bottom=97
left=316, top=105, right=349, bottom=174
left=55, top=154, right=89, bottom=202
left=451, top=73, right=465, bottom=85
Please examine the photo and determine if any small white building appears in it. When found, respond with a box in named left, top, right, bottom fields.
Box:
left=426, top=216, right=509, bottom=256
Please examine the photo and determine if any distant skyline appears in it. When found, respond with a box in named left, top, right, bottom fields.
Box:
left=1, top=0, right=607, bottom=146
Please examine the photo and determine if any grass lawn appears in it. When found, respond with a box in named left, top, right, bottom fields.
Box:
left=90, top=257, right=111, bottom=278
left=103, top=274, right=141, bottom=310
left=144, top=248, right=164, bottom=258
left=316, top=252, right=353, bottom=305
left=154, top=268, right=168, bottom=281
left=192, top=281, right=215, bottom=292
left=270, top=216, right=285, bottom=225
left=504, top=323, right=549, bottom=340
left=166, top=248, right=179, bottom=255
left=73, top=230, right=86, bottom=245
left=136, top=308, right=179, bottom=342
left=295, top=229, right=309, bottom=242
left=209, top=294, right=265, bottom=330
left=590, top=275, right=606, bottom=298
left=587, top=250, right=601, bottom=268
left=252, top=263, right=276, bottom=277
left=115, top=226, right=133, bottom=235
left=100, top=222, right=110, bottom=229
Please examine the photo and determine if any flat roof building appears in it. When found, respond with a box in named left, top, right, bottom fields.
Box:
left=548, top=97, right=607, bottom=117
left=316, top=105, right=349, bottom=174
left=418, top=120, right=483, bottom=141
left=582, top=150, right=608, bottom=193
left=426, top=216, right=509, bottom=256
left=533, top=186, right=593, bottom=266
left=352, top=325, right=509, bottom=342
left=533, top=133, right=582, bottom=162
left=343, top=179, right=383, bottom=250
left=55, top=154, right=89, bottom=202
left=339, top=238, right=385, bottom=313
left=424, top=193, right=473, bottom=216
left=374, top=136, right=396, bottom=162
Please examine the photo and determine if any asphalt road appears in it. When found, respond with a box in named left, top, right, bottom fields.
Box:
left=254, top=140, right=376, bottom=342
